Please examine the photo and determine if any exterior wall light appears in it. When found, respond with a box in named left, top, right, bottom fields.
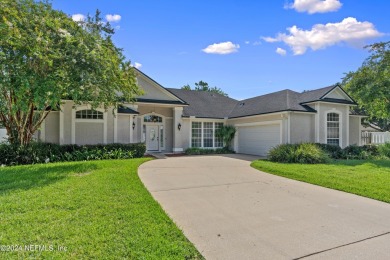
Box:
left=178, top=123, right=182, bottom=131
left=132, top=121, right=136, bottom=130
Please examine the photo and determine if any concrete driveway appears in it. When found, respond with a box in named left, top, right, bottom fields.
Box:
left=139, top=155, right=390, bottom=260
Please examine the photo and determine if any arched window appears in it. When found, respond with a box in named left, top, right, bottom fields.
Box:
left=144, top=115, right=162, bottom=123
left=327, top=112, right=340, bottom=146
left=76, top=109, right=103, bottom=119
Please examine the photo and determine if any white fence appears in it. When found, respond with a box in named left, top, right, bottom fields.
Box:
left=362, top=131, right=390, bottom=145
left=0, top=128, right=7, bottom=143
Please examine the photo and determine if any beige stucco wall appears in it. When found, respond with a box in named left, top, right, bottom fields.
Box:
left=137, top=76, right=177, bottom=101
left=106, top=109, right=114, bottom=143
left=180, top=118, right=191, bottom=150
left=45, top=112, right=59, bottom=144
left=289, top=112, right=315, bottom=143
left=349, top=116, right=361, bottom=146
left=75, top=122, right=104, bottom=145
left=62, top=101, right=73, bottom=144
left=118, top=115, right=131, bottom=143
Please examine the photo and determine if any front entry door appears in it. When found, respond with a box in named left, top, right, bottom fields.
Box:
left=146, top=125, right=159, bottom=151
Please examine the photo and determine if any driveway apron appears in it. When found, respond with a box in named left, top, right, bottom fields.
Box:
left=139, top=155, right=390, bottom=260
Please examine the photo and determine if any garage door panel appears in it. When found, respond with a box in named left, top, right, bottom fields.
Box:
left=237, top=124, right=280, bottom=156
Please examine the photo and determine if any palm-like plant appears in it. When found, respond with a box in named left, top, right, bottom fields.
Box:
left=215, top=125, right=236, bottom=149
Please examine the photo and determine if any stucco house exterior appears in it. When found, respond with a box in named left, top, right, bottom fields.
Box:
left=34, top=69, right=365, bottom=156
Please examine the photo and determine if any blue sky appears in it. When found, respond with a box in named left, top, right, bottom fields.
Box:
left=52, top=0, right=390, bottom=100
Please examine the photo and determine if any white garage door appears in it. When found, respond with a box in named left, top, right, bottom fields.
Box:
left=237, top=124, right=281, bottom=156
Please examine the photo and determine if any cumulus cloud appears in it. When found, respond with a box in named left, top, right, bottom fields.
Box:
left=72, top=14, right=86, bottom=22
left=133, top=62, right=142, bottom=69
left=286, top=0, right=342, bottom=14
left=106, top=14, right=121, bottom=22
left=202, top=41, right=240, bottom=54
left=276, top=48, right=287, bottom=56
left=263, top=17, right=383, bottom=55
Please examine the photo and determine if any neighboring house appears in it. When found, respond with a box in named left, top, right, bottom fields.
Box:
left=36, top=69, right=365, bottom=156
left=0, top=128, right=7, bottom=143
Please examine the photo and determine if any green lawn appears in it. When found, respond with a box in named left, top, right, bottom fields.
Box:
left=251, top=160, right=390, bottom=203
left=0, top=159, right=203, bottom=259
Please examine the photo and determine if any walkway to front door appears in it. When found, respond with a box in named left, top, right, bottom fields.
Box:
left=139, top=155, right=390, bottom=260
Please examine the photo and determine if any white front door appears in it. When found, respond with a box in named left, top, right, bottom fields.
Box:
left=146, top=125, right=159, bottom=151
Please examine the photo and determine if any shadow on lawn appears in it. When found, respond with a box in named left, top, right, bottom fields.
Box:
left=327, top=159, right=390, bottom=168
left=0, top=163, right=99, bottom=195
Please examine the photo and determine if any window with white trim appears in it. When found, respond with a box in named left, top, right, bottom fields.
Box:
left=191, top=122, right=224, bottom=148
left=75, top=109, right=103, bottom=119
left=203, top=122, right=213, bottom=147
left=214, top=122, right=223, bottom=147
left=327, top=113, right=340, bottom=146
left=191, top=122, right=202, bottom=147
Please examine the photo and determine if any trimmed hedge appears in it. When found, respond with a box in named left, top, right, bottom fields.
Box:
left=0, top=142, right=146, bottom=166
left=268, top=143, right=329, bottom=164
left=185, top=147, right=235, bottom=155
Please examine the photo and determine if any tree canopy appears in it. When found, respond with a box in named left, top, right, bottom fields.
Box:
left=0, top=0, right=142, bottom=145
left=182, top=80, right=228, bottom=97
left=342, top=41, right=390, bottom=130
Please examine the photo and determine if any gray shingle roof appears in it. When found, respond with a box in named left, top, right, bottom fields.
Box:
left=166, top=85, right=356, bottom=119
left=167, top=88, right=237, bottom=118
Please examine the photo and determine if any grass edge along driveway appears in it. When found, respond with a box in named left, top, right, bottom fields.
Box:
left=251, top=160, right=390, bottom=203
left=0, top=159, right=203, bottom=259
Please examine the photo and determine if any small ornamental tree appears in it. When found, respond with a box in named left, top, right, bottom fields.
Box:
left=0, top=0, right=142, bottom=145
left=215, top=125, right=236, bottom=149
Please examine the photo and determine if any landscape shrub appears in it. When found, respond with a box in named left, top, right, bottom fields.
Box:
left=0, top=142, right=146, bottom=166
left=185, top=147, right=235, bottom=155
left=268, top=143, right=329, bottom=164
left=315, top=143, right=343, bottom=159
left=378, top=143, right=390, bottom=158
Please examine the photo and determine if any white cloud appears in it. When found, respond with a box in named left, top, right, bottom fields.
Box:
left=276, top=47, right=287, bottom=56
left=286, top=0, right=342, bottom=14
left=245, top=41, right=250, bottom=44
left=262, top=37, right=279, bottom=43
left=264, top=17, right=383, bottom=55
left=252, top=41, right=262, bottom=46
left=202, top=41, right=240, bottom=54
left=72, top=14, right=86, bottom=22
left=134, top=62, right=142, bottom=69
left=106, top=14, right=121, bottom=23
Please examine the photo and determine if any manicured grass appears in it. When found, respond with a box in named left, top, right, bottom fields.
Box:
left=251, top=160, right=390, bottom=203
left=0, top=159, right=203, bottom=259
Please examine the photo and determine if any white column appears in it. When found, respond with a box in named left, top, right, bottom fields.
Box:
left=315, top=103, right=320, bottom=143
left=173, top=107, right=183, bottom=152
left=59, top=104, right=64, bottom=145
left=103, top=111, right=108, bottom=144
left=113, top=109, right=118, bottom=143
left=40, top=117, right=46, bottom=142
left=71, top=108, right=76, bottom=144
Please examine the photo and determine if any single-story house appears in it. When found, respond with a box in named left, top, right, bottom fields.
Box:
left=34, top=69, right=365, bottom=156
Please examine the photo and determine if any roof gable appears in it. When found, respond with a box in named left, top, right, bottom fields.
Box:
left=322, top=86, right=354, bottom=102
left=134, top=69, right=186, bottom=104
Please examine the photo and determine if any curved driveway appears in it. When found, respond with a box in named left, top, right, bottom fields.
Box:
left=139, top=155, right=390, bottom=260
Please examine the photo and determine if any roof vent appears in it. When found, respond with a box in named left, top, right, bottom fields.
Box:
left=239, top=102, right=245, bottom=107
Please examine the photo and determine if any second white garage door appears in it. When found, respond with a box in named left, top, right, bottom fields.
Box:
left=237, top=124, right=281, bottom=156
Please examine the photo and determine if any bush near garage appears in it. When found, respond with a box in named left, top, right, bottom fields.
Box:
left=0, top=142, right=146, bottom=166
left=268, top=143, right=329, bottom=164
